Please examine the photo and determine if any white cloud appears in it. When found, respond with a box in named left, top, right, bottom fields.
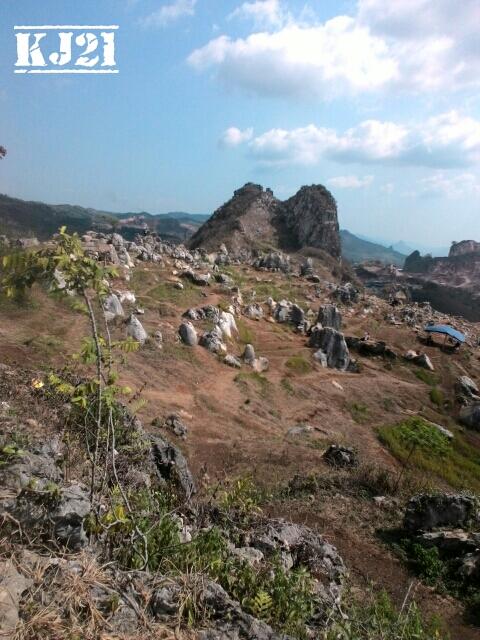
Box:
left=188, top=17, right=398, bottom=99
left=328, top=175, right=374, bottom=189
left=229, top=111, right=480, bottom=168
left=139, top=0, right=197, bottom=28
left=229, top=0, right=287, bottom=29
left=189, top=0, right=480, bottom=98
left=358, top=0, right=480, bottom=92
left=381, top=183, right=395, bottom=194
left=418, top=172, right=480, bottom=198
left=220, top=126, right=254, bottom=147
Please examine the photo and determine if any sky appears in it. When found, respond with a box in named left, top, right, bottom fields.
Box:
left=1, top=0, right=480, bottom=246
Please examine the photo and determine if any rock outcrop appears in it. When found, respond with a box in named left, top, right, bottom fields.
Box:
left=189, top=183, right=341, bottom=260
left=403, top=241, right=480, bottom=321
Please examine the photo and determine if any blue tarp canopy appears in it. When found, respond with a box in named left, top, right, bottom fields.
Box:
left=424, top=324, right=465, bottom=343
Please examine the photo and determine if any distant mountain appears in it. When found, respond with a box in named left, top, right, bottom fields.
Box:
left=354, top=233, right=448, bottom=258
left=0, top=193, right=209, bottom=244
left=0, top=194, right=116, bottom=240
left=340, top=229, right=406, bottom=266
left=391, top=240, right=449, bottom=258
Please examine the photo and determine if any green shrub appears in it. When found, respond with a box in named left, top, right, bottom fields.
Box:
left=347, top=402, right=369, bottom=424
left=429, top=387, right=445, bottom=408
left=235, top=372, right=271, bottom=397
left=406, top=543, right=445, bottom=585
left=378, top=417, right=480, bottom=492
left=323, top=589, right=447, bottom=640
left=236, top=318, right=255, bottom=345
left=415, top=369, right=439, bottom=386
left=285, top=355, right=312, bottom=375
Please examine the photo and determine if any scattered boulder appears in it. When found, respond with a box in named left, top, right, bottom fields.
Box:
left=323, top=445, right=358, bottom=468
left=274, top=301, right=305, bottom=326
left=127, top=315, right=148, bottom=345
left=415, top=530, right=479, bottom=557
left=404, top=351, right=434, bottom=370
left=214, top=273, right=234, bottom=287
left=254, top=252, right=290, bottom=273
left=183, top=305, right=220, bottom=322
left=332, top=283, right=359, bottom=305
left=243, top=344, right=256, bottom=365
left=151, top=435, right=196, bottom=499
left=230, top=546, right=264, bottom=567
left=224, top=354, right=242, bottom=368
left=200, top=330, right=227, bottom=355
left=459, top=403, right=480, bottom=431
left=218, top=311, right=238, bottom=339
left=253, top=357, right=270, bottom=373
left=300, top=258, right=314, bottom=277
left=181, top=270, right=211, bottom=286
left=178, top=321, right=198, bottom=346
left=308, top=327, right=350, bottom=371
left=346, top=337, right=397, bottom=359
left=404, top=494, right=477, bottom=532
left=248, top=518, right=345, bottom=604
left=456, top=376, right=480, bottom=404
left=317, top=305, right=342, bottom=331
left=104, top=293, right=124, bottom=321
left=243, top=303, right=264, bottom=320
left=163, top=414, right=188, bottom=438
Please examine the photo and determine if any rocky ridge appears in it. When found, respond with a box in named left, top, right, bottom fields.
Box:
left=188, top=183, right=341, bottom=260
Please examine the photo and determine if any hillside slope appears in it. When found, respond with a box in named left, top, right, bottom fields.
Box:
left=341, top=229, right=406, bottom=266
left=1, top=232, right=480, bottom=638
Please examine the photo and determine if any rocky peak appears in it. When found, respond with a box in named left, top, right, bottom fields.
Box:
left=189, top=182, right=341, bottom=259
left=278, top=184, right=340, bottom=258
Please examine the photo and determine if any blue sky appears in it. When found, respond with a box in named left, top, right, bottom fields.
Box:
left=1, top=0, right=480, bottom=245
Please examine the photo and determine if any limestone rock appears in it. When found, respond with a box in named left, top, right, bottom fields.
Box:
left=459, top=403, right=480, bottom=431
left=104, top=293, right=124, bottom=321
left=317, top=304, right=342, bottom=331
left=243, top=303, right=264, bottom=320
left=404, top=494, right=477, bottom=532
left=127, top=315, right=148, bottom=344
left=323, top=445, right=358, bottom=468
left=178, top=322, right=198, bottom=346
left=308, top=327, right=350, bottom=370
left=224, top=354, right=242, bottom=368
left=151, top=435, right=196, bottom=499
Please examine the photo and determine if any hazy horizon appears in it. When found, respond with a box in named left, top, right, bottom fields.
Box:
left=1, top=0, right=479, bottom=246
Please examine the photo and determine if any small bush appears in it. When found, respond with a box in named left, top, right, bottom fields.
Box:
left=378, top=417, right=480, bottom=492
left=285, top=355, right=312, bottom=375
left=235, top=372, right=271, bottom=397
left=347, top=402, right=369, bottom=424
left=415, top=369, right=439, bottom=386
left=429, top=387, right=445, bottom=408
left=323, top=588, right=447, bottom=639
left=406, top=542, right=446, bottom=586
left=236, top=318, right=255, bottom=345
